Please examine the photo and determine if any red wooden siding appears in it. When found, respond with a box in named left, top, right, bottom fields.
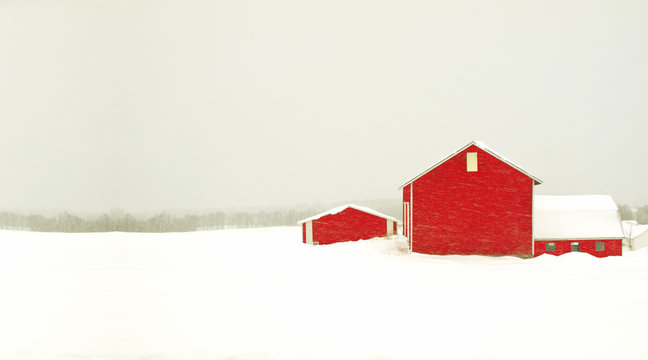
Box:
left=409, top=145, right=534, bottom=257
left=403, top=184, right=411, bottom=203
left=302, top=223, right=306, bottom=244
left=311, top=207, right=391, bottom=245
left=534, top=239, right=622, bottom=257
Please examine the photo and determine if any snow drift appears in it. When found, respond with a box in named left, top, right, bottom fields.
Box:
left=0, top=228, right=647, bottom=360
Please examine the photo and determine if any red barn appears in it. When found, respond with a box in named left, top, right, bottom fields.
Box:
left=298, top=204, right=399, bottom=245
left=533, top=195, right=624, bottom=257
left=400, top=141, right=542, bottom=257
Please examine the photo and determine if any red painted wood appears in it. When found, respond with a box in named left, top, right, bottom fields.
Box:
left=407, top=144, right=535, bottom=257
left=302, top=222, right=306, bottom=243
left=403, top=184, right=411, bottom=202
left=534, top=239, right=622, bottom=257
left=310, top=207, right=391, bottom=245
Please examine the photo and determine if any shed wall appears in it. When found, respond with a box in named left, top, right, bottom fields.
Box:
left=312, top=207, right=391, bottom=245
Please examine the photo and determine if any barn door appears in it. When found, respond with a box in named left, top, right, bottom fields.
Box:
left=386, top=220, right=394, bottom=236
left=403, top=202, right=410, bottom=237
left=305, top=221, right=313, bottom=244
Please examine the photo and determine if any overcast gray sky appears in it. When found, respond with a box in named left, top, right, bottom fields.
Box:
left=0, top=0, right=647, bottom=214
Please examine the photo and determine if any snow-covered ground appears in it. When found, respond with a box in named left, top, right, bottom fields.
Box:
left=1, top=227, right=647, bottom=360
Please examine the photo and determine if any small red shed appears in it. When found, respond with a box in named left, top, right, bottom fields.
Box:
left=534, top=195, right=624, bottom=257
left=400, top=141, right=542, bottom=257
left=298, top=204, right=400, bottom=245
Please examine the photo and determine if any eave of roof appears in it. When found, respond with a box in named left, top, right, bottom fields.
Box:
left=398, top=140, right=542, bottom=189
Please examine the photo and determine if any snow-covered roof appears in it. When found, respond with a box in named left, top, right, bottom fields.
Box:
left=399, top=140, right=542, bottom=189
left=534, top=195, right=625, bottom=240
left=622, top=220, right=648, bottom=240
left=297, top=204, right=401, bottom=225
left=631, top=225, right=648, bottom=240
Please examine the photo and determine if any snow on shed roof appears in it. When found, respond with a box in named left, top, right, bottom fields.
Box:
left=297, top=204, right=401, bottom=225
left=399, top=141, right=542, bottom=189
left=632, top=225, right=648, bottom=239
left=534, top=195, right=625, bottom=240
left=622, top=221, right=648, bottom=240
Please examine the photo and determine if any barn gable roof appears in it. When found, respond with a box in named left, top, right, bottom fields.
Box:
left=399, top=141, right=542, bottom=189
left=534, top=195, right=625, bottom=240
left=297, top=204, right=400, bottom=225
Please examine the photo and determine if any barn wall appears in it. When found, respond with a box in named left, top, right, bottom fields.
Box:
left=302, top=223, right=306, bottom=244
left=312, top=208, right=390, bottom=245
left=534, top=239, right=622, bottom=257
left=410, top=145, right=534, bottom=257
left=403, top=184, right=410, bottom=203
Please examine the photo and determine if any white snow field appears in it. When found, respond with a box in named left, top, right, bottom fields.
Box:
left=1, top=228, right=648, bottom=360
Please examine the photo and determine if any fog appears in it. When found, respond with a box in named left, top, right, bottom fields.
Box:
left=0, top=0, right=647, bottom=214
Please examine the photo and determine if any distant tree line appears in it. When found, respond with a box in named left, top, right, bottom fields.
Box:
left=617, top=204, right=648, bottom=224
left=0, top=209, right=324, bottom=233
left=4, top=202, right=642, bottom=233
